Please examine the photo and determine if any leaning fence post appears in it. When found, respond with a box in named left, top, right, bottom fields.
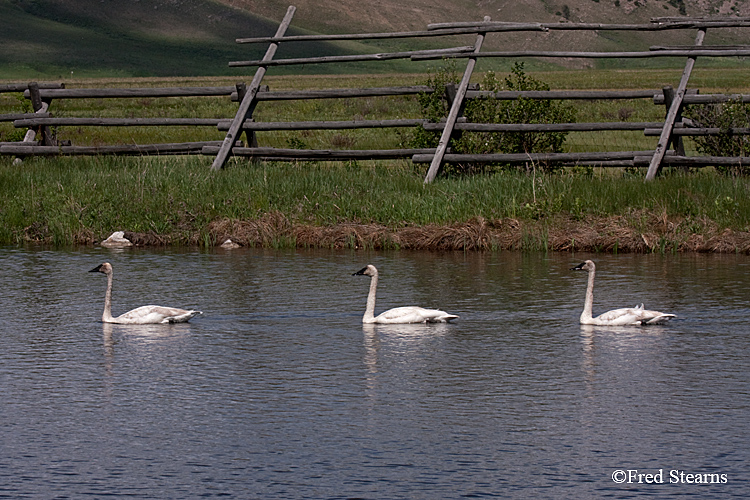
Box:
left=443, top=82, right=477, bottom=145
left=234, top=82, right=257, bottom=148
left=645, top=28, right=705, bottom=181
left=423, top=16, right=490, bottom=184
left=211, top=5, right=296, bottom=170
left=662, top=85, right=686, bottom=156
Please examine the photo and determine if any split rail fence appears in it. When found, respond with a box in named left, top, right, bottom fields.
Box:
left=1, top=6, right=750, bottom=182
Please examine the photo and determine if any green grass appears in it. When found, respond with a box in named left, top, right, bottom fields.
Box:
left=1, top=155, right=749, bottom=246
left=2, top=69, right=750, bottom=248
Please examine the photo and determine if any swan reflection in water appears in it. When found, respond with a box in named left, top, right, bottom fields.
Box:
left=362, top=323, right=453, bottom=409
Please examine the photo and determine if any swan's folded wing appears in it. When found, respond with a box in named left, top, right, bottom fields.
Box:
left=375, top=307, right=429, bottom=324
left=596, top=307, right=675, bottom=326
left=116, top=305, right=201, bottom=324
left=595, top=307, right=644, bottom=326
left=376, top=306, right=458, bottom=324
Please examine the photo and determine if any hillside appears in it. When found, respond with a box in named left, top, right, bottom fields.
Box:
left=225, top=0, right=749, bottom=36
left=231, top=0, right=750, bottom=56
left=0, top=0, right=362, bottom=78
left=1, top=0, right=749, bottom=78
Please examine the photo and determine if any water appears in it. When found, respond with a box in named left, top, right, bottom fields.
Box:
left=0, top=247, right=748, bottom=498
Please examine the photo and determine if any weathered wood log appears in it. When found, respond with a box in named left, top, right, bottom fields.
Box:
left=236, top=24, right=546, bottom=44
left=412, top=48, right=750, bottom=62
left=217, top=118, right=426, bottom=131
left=655, top=93, right=750, bottom=105
left=27, top=83, right=54, bottom=147
left=240, top=86, right=433, bottom=101
left=14, top=106, right=49, bottom=161
left=645, top=127, right=750, bottom=136
left=651, top=44, right=750, bottom=50
left=657, top=155, right=750, bottom=166
left=0, top=82, right=64, bottom=93
left=429, top=20, right=750, bottom=30
left=229, top=46, right=474, bottom=67
left=646, top=28, right=705, bottom=181
left=202, top=146, right=436, bottom=159
left=424, top=18, right=489, bottom=184
left=0, top=141, right=233, bottom=156
left=413, top=150, right=670, bottom=164
left=422, top=122, right=662, bottom=132
left=0, top=141, right=40, bottom=146
left=212, top=5, right=295, bottom=171
left=14, top=117, right=227, bottom=127
left=237, top=19, right=750, bottom=46
left=1, top=112, right=52, bottom=122
left=23, top=86, right=237, bottom=100
left=660, top=86, right=684, bottom=155
left=651, top=16, right=750, bottom=23
left=467, top=89, right=661, bottom=100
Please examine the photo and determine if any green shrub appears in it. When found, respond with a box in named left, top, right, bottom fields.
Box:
left=684, top=99, right=750, bottom=175
left=410, top=62, right=576, bottom=175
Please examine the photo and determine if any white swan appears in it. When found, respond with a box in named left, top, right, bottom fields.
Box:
left=90, top=262, right=202, bottom=324
left=353, top=264, right=458, bottom=324
left=572, top=260, right=675, bottom=326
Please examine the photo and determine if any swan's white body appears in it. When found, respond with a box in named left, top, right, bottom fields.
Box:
left=353, top=264, right=458, bottom=324
left=572, top=260, right=675, bottom=326
left=90, top=262, right=202, bottom=324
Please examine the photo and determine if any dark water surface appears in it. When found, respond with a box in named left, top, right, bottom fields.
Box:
left=0, top=247, right=748, bottom=498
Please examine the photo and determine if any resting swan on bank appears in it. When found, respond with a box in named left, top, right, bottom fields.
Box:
left=90, top=262, right=202, bottom=324
left=572, top=260, right=675, bottom=326
left=353, top=264, right=458, bottom=324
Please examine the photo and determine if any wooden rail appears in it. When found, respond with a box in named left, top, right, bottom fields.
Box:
left=211, top=5, right=297, bottom=170
left=2, top=10, right=749, bottom=182
left=218, top=10, right=750, bottom=180
left=1, top=82, right=64, bottom=93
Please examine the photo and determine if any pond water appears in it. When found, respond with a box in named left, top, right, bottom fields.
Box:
left=0, top=247, right=748, bottom=499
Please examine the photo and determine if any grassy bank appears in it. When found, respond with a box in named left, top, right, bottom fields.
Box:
left=2, top=155, right=750, bottom=253
left=2, top=69, right=750, bottom=253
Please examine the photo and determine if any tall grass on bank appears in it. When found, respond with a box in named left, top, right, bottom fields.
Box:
left=2, top=155, right=750, bottom=248
left=2, top=69, right=750, bottom=250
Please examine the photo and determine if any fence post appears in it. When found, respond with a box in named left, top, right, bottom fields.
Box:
left=423, top=16, right=490, bottom=184
left=211, top=5, right=296, bottom=170
left=27, top=82, right=54, bottom=146
left=662, top=85, right=687, bottom=156
left=645, top=28, right=706, bottom=181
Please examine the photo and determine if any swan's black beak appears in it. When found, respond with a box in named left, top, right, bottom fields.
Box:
left=571, top=262, right=586, bottom=270
left=89, top=264, right=104, bottom=273
left=353, top=267, right=368, bottom=276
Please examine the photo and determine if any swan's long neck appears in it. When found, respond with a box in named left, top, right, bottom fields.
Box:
left=363, top=273, right=378, bottom=323
left=102, top=271, right=115, bottom=323
left=581, top=267, right=595, bottom=324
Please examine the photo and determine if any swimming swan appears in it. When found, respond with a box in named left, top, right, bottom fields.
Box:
left=572, top=260, right=675, bottom=326
left=353, top=264, right=458, bottom=324
left=90, top=262, right=202, bottom=324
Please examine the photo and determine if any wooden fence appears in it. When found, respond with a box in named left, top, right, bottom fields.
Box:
left=1, top=6, right=750, bottom=182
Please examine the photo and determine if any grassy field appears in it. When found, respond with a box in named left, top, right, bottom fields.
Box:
left=2, top=68, right=750, bottom=252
